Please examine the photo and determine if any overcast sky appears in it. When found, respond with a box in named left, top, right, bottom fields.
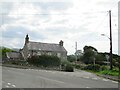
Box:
left=0, top=0, right=119, bottom=55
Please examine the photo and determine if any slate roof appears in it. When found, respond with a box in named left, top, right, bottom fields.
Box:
left=6, top=52, right=20, bottom=59
left=26, top=41, right=67, bottom=52
left=12, top=48, right=20, bottom=52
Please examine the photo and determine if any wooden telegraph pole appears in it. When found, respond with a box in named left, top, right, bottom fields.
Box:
left=109, top=10, right=113, bottom=70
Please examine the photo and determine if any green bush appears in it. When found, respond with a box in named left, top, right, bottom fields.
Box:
left=74, top=64, right=81, bottom=69
left=11, top=61, right=19, bottom=65
left=65, top=64, right=74, bottom=72
left=101, top=65, right=109, bottom=70
left=73, top=64, right=87, bottom=70
left=67, top=55, right=76, bottom=62
left=61, top=60, right=70, bottom=70
left=10, top=60, right=28, bottom=66
left=84, top=64, right=101, bottom=71
left=27, top=55, right=60, bottom=67
left=61, top=60, right=74, bottom=72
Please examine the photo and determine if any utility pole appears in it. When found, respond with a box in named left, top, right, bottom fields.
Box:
left=75, top=42, right=77, bottom=63
left=109, top=10, right=113, bottom=70
left=75, top=42, right=77, bottom=53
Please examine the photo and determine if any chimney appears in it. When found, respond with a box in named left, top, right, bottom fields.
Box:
left=25, top=34, right=29, bottom=44
left=59, top=40, right=63, bottom=46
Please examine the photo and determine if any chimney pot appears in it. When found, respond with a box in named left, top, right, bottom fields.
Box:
left=59, top=40, right=63, bottom=46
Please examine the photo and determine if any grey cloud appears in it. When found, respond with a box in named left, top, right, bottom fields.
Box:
left=52, top=19, right=69, bottom=24
left=2, top=26, right=46, bottom=40
left=0, top=2, right=15, bottom=25
left=32, top=2, right=73, bottom=11
left=0, top=2, right=13, bottom=14
left=1, top=1, right=73, bottom=26
left=79, top=32, right=102, bottom=44
left=40, top=27, right=67, bottom=37
left=2, top=26, right=28, bottom=38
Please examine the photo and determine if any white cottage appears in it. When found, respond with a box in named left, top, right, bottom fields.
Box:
left=21, top=34, right=67, bottom=60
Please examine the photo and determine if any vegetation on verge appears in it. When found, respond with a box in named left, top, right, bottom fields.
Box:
left=0, top=47, right=12, bottom=58
left=67, top=45, right=120, bottom=76
left=61, top=60, right=74, bottom=72
left=2, top=45, right=119, bottom=74
left=27, top=55, right=60, bottom=67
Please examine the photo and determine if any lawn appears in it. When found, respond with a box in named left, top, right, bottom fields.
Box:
left=96, top=69, right=119, bottom=76
left=85, top=68, right=119, bottom=76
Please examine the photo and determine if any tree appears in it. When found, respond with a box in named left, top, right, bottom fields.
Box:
left=67, top=55, right=76, bottom=62
left=82, top=46, right=98, bottom=64
left=0, top=47, right=12, bottom=58
left=75, top=50, right=83, bottom=61
left=97, top=52, right=120, bottom=67
left=95, top=53, right=106, bottom=65
left=81, top=45, right=120, bottom=67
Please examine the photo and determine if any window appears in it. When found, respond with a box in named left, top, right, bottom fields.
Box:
left=57, top=53, right=61, bottom=58
left=47, top=52, right=52, bottom=55
left=37, top=52, right=41, bottom=55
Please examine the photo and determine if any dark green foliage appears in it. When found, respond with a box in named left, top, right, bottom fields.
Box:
left=0, top=47, right=12, bottom=58
left=93, top=64, right=101, bottom=71
left=61, top=60, right=74, bottom=72
left=81, top=46, right=120, bottom=67
left=83, top=46, right=97, bottom=52
left=65, top=64, right=74, bottom=72
left=74, top=64, right=81, bottom=69
left=67, top=55, right=76, bottom=62
left=4, top=60, right=28, bottom=66
left=82, top=46, right=98, bottom=64
left=12, top=61, right=24, bottom=65
left=101, top=65, right=109, bottom=70
left=61, top=60, right=70, bottom=70
left=112, top=56, right=120, bottom=68
left=72, top=63, right=86, bottom=70
left=11, top=61, right=19, bottom=65
left=84, top=64, right=101, bottom=71
left=95, top=54, right=106, bottom=65
left=98, top=52, right=120, bottom=67
left=27, top=55, right=60, bottom=67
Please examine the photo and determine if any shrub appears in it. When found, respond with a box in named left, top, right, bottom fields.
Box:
left=74, top=64, right=81, bottom=69
left=84, top=64, right=93, bottom=70
left=10, top=60, right=28, bottom=66
left=27, top=55, right=60, bottom=67
left=94, top=64, right=101, bottom=71
left=11, top=61, right=19, bottom=65
left=73, top=63, right=87, bottom=70
left=61, top=60, right=70, bottom=70
left=84, top=64, right=101, bottom=71
left=65, top=64, right=74, bottom=72
left=112, top=67, right=119, bottom=72
left=101, top=65, right=109, bottom=70
left=67, top=55, right=76, bottom=62
left=61, top=60, right=74, bottom=72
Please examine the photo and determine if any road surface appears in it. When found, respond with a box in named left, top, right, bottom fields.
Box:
left=2, top=66, right=118, bottom=88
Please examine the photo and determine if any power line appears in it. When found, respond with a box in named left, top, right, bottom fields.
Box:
left=0, top=11, right=108, bottom=16
left=93, top=11, right=109, bottom=31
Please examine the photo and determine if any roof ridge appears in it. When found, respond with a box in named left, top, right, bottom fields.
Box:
left=27, top=41, right=67, bottom=52
left=29, top=41, right=59, bottom=45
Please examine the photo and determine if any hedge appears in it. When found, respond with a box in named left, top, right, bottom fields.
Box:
left=61, top=60, right=74, bottom=72
left=27, top=55, right=60, bottom=67
left=84, top=64, right=101, bottom=71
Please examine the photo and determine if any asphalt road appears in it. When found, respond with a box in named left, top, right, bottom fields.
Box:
left=2, top=66, right=118, bottom=88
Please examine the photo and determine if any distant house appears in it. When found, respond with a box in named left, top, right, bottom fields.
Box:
left=21, top=34, right=67, bottom=60
left=75, top=50, right=83, bottom=56
left=75, top=50, right=83, bottom=61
